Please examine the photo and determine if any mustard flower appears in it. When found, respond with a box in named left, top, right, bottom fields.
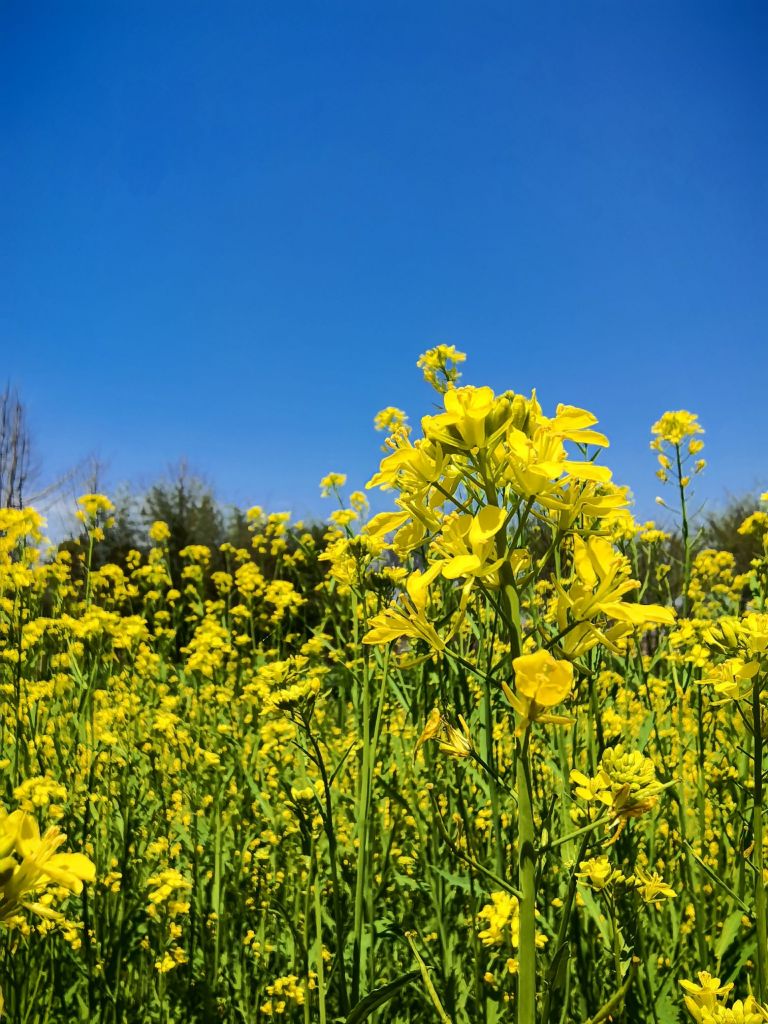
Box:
left=417, top=344, right=466, bottom=391
left=0, top=809, right=95, bottom=923
left=633, top=866, right=676, bottom=904
left=651, top=410, right=704, bottom=448
left=363, top=565, right=445, bottom=651
left=503, top=649, right=573, bottom=733
left=319, top=472, right=347, bottom=497
left=413, top=708, right=473, bottom=760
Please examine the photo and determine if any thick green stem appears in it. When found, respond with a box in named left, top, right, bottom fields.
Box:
left=479, top=463, right=523, bottom=879
left=517, top=729, right=537, bottom=1024
left=483, top=671, right=505, bottom=878
left=479, top=465, right=531, bottom=1019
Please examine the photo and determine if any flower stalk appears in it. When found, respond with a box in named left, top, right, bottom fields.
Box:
left=753, top=672, right=767, bottom=1005
left=516, top=727, right=537, bottom=1024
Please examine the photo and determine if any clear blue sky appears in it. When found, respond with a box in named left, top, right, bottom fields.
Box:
left=1, top=1, right=766, bottom=526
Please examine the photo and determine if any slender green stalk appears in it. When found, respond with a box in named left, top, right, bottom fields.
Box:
left=675, top=443, right=692, bottom=617
left=682, top=841, right=750, bottom=914
left=303, top=719, right=349, bottom=1012
left=313, top=850, right=328, bottom=1024
left=675, top=697, right=708, bottom=965
left=753, top=674, right=767, bottom=1004
left=517, top=728, right=537, bottom=1024
left=406, top=932, right=453, bottom=1024
left=608, top=898, right=623, bottom=984
left=303, top=864, right=312, bottom=1024
left=429, top=791, right=521, bottom=898
left=541, top=830, right=593, bottom=1024
left=351, top=649, right=372, bottom=1005
left=482, top=664, right=505, bottom=878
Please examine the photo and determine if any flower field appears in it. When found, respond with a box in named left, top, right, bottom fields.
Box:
left=1, top=348, right=767, bottom=1024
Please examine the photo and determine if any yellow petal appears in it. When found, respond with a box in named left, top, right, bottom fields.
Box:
left=442, top=554, right=483, bottom=580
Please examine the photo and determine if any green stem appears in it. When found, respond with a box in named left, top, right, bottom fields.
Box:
left=585, top=961, right=637, bottom=1024
left=540, top=830, right=593, bottom=1024
left=483, top=671, right=505, bottom=877
left=304, top=722, right=349, bottom=1012
left=429, top=791, right=521, bottom=898
left=753, top=674, right=767, bottom=1004
left=609, top=898, right=623, bottom=983
left=675, top=444, right=691, bottom=617
left=84, top=531, right=95, bottom=608
left=312, top=847, right=328, bottom=1024
left=517, top=729, right=537, bottom=1024
left=676, top=698, right=708, bottom=965
left=545, top=813, right=607, bottom=850
left=682, top=841, right=750, bottom=914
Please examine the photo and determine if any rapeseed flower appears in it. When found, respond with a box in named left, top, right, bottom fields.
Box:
left=503, top=649, right=574, bottom=733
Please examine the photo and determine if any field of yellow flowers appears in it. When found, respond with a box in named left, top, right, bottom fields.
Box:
left=1, top=347, right=767, bottom=1024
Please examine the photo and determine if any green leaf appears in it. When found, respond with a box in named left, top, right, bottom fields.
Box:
left=637, top=712, right=655, bottom=752
left=432, top=865, right=472, bottom=892
left=730, top=936, right=757, bottom=979
left=577, top=886, right=613, bottom=948
left=345, top=971, right=421, bottom=1023
left=392, top=870, right=427, bottom=892
left=715, top=910, right=744, bottom=962
left=545, top=939, right=570, bottom=994
left=654, top=986, right=680, bottom=1024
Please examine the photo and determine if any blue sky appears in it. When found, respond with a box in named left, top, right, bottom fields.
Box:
left=1, top=1, right=766, bottom=528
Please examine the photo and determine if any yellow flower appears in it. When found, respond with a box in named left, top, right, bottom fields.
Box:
left=680, top=972, right=733, bottom=1018
left=633, top=867, right=676, bottom=904
left=0, top=811, right=95, bottom=922
left=711, top=1000, right=768, bottom=1024
left=503, top=649, right=573, bottom=733
left=319, top=472, right=347, bottom=497
left=366, top=434, right=454, bottom=512
left=146, top=868, right=192, bottom=905
left=76, top=493, right=115, bottom=518
left=701, top=658, right=759, bottom=703
left=477, top=891, right=547, bottom=952
left=651, top=410, right=704, bottom=447
left=417, top=344, right=466, bottom=391
left=571, top=745, right=661, bottom=841
left=546, top=404, right=609, bottom=447
left=679, top=977, right=768, bottom=1023
left=373, top=406, right=409, bottom=442
left=576, top=856, right=614, bottom=891
left=362, top=565, right=445, bottom=651
left=741, top=611, right=768, bottom=656
left=422, top=384, right=500, bottom=450
left=149, top=520, right=171, bottom=543
left=413, top=708, right=442, bottom=759
left=477, top=891, right=519, bottom=947
left=555, top=535, right=674, bottom=657
left=739, top=511, right=768, bottom=538
left=438, top=716, right=473, bottom=759
left=513, top=649, right=573, bottom=706
left=435, top=506, right=507, bottom=585
left=413, top=709, right=473, bottom=760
